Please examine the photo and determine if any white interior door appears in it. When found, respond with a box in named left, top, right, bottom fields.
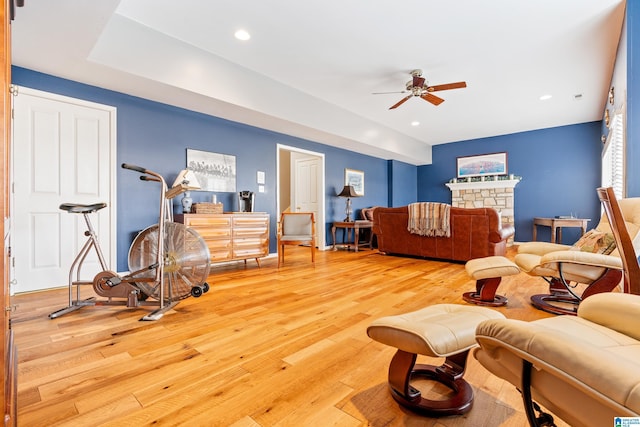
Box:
left=12, top=88, right=116, bottom=293
left=293, top=156, right=319, bottom=213
left=292, top=153, right=322, bottom=246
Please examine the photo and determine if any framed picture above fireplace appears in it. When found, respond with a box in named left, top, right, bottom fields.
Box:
left=456, top=152, right=507, bottom=178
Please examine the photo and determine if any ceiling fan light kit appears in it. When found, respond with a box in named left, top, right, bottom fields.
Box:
left=386, top=69, right=466, bottom=110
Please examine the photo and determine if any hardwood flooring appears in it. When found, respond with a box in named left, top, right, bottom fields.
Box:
left=11, top=246, right=569, bottom=426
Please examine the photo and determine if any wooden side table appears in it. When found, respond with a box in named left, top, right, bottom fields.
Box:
left=533, top=217, right=590, bottom=244
left=332, top=220, right=373, bottom=252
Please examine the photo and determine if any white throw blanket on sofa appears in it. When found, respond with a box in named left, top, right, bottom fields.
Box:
left=407, top=202, right=451, bottom=237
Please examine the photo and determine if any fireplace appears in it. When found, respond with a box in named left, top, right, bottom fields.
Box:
left=445, top=178, right=520, bottom=245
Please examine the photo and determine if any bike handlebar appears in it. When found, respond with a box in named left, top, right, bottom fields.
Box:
left=121, top=163, right=147, bottom=174
left=140, top=176, right=161, bottom=182
left=122, top=163, right=165, bottom=188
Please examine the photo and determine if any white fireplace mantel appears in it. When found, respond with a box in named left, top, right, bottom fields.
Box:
left=445, top=178, right=520, bottom=191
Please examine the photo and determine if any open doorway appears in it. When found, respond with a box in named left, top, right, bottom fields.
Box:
left=277, top=144, right=326, bottom=249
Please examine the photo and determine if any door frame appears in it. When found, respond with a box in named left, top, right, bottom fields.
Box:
left=276, top=144, right=326, bottom=249
left=11, top=86, right=117, bottom=293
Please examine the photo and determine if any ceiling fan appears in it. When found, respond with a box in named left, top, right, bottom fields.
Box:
left=378, top=69, right=467, bottom=110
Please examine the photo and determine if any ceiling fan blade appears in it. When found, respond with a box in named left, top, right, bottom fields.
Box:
left=421, top=93, right=445, bottom=106
left=428, top=81, right=467, bottom=92
left=372, top=90, right=407, bottom=95
left=389, top=95, right=412, bottom=110
left=413, top=76, right=426, bottom=88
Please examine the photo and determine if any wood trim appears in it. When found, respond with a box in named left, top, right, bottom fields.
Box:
left=1, top=0, right=11, bottom=424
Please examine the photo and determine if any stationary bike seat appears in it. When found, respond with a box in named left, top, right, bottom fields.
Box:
left=59, top=203, right=107, bottom=214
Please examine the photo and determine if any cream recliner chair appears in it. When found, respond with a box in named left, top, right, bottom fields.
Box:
left=515, top=192, right=640, bottom=315
left=476, top=292, right=640, bottom=426
left=474, top=188, right=640, bottom=426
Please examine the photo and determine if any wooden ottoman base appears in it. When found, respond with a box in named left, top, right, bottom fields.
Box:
left=388, top=348, right=473, bottom=416
left=367, top=304, right=505, bottom=418
left=463, top=256, right=520, bottom=307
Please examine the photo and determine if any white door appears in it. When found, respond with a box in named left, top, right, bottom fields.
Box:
left=292, top=153, right=322, bottom=246
left=294, top=157, right=320, bottom=213
left=12, top=88, right=116, bottom=293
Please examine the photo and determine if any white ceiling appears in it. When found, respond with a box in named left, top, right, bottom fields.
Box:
left=11, top=0, right=626, bottom=165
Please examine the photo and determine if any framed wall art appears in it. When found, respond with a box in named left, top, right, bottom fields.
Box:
left=456, top=152, right=507, bottom=178
left=187, top=148, right=236, bottom=192
left=345, top=168, right=364, bottom=196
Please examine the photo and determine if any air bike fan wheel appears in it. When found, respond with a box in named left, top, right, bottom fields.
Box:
left=128, top=222, right=211, bottom=301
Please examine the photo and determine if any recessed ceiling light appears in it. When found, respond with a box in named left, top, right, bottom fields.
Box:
left=539, top=94, right=552, bottom=101
left=234, top=29, right=251, bottom=41
left=411, top=121, right=420, bottom=126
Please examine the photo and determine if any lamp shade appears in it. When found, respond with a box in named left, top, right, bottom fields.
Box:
left=172, top=169, right=201, bottom=190
left=337, top=185, right=359, bottom=198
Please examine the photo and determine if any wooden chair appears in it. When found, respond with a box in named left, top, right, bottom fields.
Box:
left=277, top=212, right=315, bottom=267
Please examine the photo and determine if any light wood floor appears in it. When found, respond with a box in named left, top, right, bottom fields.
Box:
left=11, top=246, right=569, bottom=426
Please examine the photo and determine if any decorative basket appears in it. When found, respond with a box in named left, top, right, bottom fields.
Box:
left=192, top=203, right=223, bottom=214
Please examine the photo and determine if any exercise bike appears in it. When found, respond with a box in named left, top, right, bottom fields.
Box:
left=49, top=163, right=211, bottom=321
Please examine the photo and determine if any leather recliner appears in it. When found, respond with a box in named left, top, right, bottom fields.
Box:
left=514, top=194, right=640, bottom=314
left=474, top=188, right=640, bottom=426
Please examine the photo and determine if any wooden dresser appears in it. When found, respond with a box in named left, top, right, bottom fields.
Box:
left=175, top=213, right=270, bottom=266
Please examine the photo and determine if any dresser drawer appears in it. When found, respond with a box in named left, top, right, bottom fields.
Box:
left=192, top=226, right=232, bottom=240
left=233, top=215, right=269, bottom=228
left=183, top=215, right=231, bottom=228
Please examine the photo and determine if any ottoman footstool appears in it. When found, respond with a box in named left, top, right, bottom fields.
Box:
left=367, top=304, right=505, bottom=417
left=463, top=256, right=520, bottom=306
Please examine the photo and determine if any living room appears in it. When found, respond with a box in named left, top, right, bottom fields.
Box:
left=10, top=2, right=638, bottom=275
left=6, top=1, right=640, bottom=426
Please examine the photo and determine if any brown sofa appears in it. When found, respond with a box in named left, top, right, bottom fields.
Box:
left=372, top=205, right=515, bottom=262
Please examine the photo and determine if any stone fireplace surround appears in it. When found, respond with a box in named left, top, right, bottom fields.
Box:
left=445, top=178, right=520, bottom=245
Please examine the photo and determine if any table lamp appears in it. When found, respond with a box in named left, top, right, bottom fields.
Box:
left=173, top=169, right=201, bottom=213
left=337, top=185, right=360, bottom=222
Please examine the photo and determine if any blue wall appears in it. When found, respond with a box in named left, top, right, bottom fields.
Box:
left=418, top=123, right=603, bottom=243
left=13, top=66, right=605, bottom=268
left=388, top=160, right=417, bottom=207
left=12, top=67, right=391, bottom=270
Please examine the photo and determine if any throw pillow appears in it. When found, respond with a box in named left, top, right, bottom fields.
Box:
left=362, top=207, right=377, bottom=221
left=570, top=229, right=616, bottom=255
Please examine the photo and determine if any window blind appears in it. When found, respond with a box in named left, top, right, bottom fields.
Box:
left=602, top=112, right=624, bottom=199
